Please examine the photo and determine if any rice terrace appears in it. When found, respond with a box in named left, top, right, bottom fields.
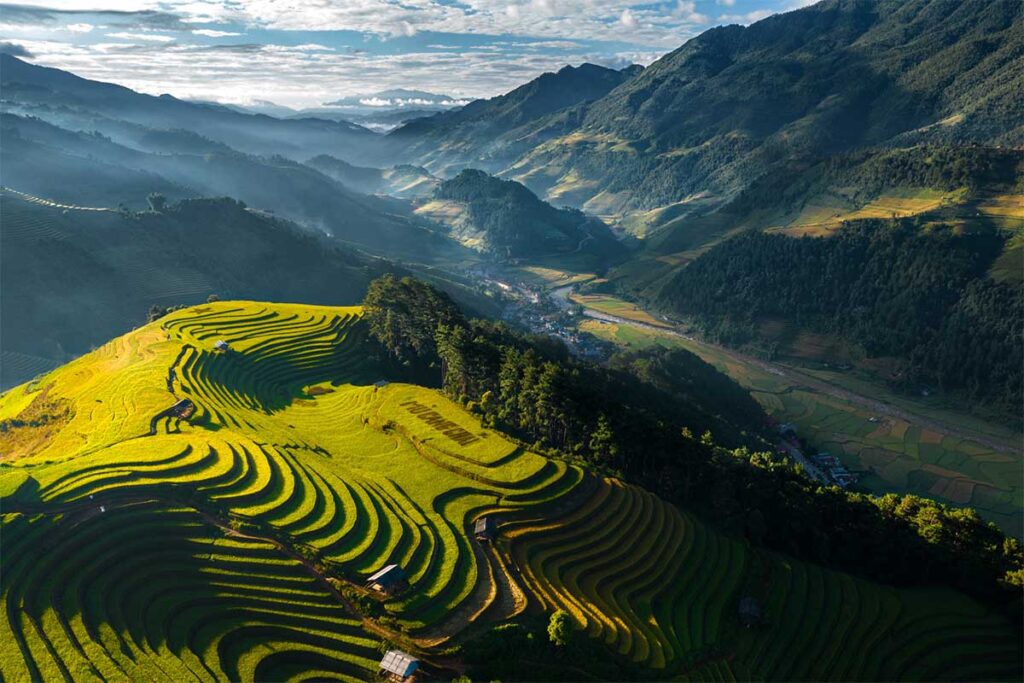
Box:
left=2, top=1, right=1024, bottom=681
left=1, top=302, right=1019, bottom=681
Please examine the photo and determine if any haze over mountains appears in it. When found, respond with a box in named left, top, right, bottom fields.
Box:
left=2, top=0, right=1021, bottom=407
left=1, top=1, right=1023, bottom=681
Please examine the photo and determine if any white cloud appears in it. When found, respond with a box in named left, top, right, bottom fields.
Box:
left=191, top=28, right=241, bottom=37
left=716, top=0, right=736, bottom=6
left=620, top=9, right=637, bottom=28
left=718, top=9, right=774, bottom=24
left=107, top=32, right=175, bottom=42
left=674, top=1, right=709, bottom=23
left=66, top=23, right=95, bottom=33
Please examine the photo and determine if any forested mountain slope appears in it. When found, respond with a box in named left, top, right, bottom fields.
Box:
left=504, top=0, right=1023, bottom=214
left=658, top=217, right=1023, bottom=420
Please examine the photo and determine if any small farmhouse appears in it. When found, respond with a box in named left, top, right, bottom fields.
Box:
left=738, top=596, right=762, bottom=629
left=379, top=650, right=419, bottom=682
left=474, top=516, right=497, bottom=543
left=365, top=564, right=407, bottom=596
left=170, top=398, right=195, bottom=419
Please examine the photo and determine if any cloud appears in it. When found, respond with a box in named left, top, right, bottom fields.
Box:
left=716, top=0, right=736, bottom=5
left=718, top=9, right=774, bottom=24
left=66, top=23, right=94, bottom=33
left=0, top=4, right=190, bottom=31
left=191, top=28, right=241, bottom=37
left=675, top=1, right=709, bottom=23
left=0, top=41, right=33, bottom=57
left=619, top=9, right=637, bottom=28
left=106, top=31, right=175, bottom=42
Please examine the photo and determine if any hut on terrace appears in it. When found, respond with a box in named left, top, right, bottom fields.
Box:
left=379, top=650, right=419, bottom=682
left=365, top=564, right=408, bottom=596
left=474, top=516, right=497, bottom=543
left=213, top=340, right=231, bottom=353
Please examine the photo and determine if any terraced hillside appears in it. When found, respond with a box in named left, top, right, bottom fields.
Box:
left=1, top=302, right=1019, bottom=681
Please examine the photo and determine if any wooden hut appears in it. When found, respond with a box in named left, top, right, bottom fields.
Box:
left=474, top=516, right=497, bottom=543
left=170, top=398, right=195, bottom=419
left=365, top=564, right=408, bottom=596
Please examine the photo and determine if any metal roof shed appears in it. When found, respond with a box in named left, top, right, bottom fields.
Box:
left=380, top=650, right=419, bottom=680
left=474, top=516, right=497, bottom=541
left=366, top=564, right=406, bottom=588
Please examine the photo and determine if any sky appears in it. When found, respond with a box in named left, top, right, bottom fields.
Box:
left=0, top=0, right=818, bottom=109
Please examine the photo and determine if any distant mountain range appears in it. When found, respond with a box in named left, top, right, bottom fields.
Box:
left=228, top=89, right=471, bottom=132
left=0, top=53, right=378, bottom=162
left=499, top=0, right=1023, bottom=215
left=384, top=63, right=643, bottom=175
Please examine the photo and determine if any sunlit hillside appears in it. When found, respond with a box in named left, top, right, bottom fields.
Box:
left=1, top=302, right=1019, bottom=681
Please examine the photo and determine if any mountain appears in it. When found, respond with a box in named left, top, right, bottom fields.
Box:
left=417, top=169, right=624, bottom=262
left=386, top=63, right=642, bottom=175
left=0, top=111, right=466, bottom=262
left=503, top=0, right=1023, bottom=215
left=0, top=53, right=381, bottom=162
left=0, top=191, right=399, bottom=388
left=306, top=154, right=440, bottom=198
left=323, top=88, right=467, bottom=112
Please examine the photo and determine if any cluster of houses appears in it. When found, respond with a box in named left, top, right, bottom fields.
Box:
left=368, top=518, right=499, bottom=681
left=777, top=423, right=858, bottom=489
left=812, top=452, right=858, bottom=488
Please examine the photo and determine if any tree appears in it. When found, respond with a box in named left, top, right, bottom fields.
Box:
left=588, top=414, right=618, bottom=466
left=147, top=193, right=167, bottom=212
left=363, top=274, right=464, bottom=366
left=147, top=304, right=168, bottom=322
left=207, top=294, right=221, bottom=303
left=547, top=610, right=573, bottom=647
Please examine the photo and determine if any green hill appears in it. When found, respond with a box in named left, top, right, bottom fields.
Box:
left=1, top=301, right=1020, bottom=681
left=419, top=169, right=624, bottom=263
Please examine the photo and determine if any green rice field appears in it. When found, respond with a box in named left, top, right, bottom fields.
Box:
left=1, top=302, right=1019, bottom=681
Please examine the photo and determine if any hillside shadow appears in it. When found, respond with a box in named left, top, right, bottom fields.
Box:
left=3, top=495, right=375, bottom=681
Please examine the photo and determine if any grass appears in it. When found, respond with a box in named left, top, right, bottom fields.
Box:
left=1, top=301, right=1019, bottom=680
left=769, top=188, right=963, bottom=237
left=568, top=294, right=671, bottom=328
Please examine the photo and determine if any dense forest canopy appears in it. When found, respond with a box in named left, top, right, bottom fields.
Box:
left=659, top=218, right=1023, bottom=419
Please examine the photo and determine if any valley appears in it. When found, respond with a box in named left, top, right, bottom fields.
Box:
left=1, top=1, right=1022, bottom=680
left=451, top=263, right=1024, bottom=538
